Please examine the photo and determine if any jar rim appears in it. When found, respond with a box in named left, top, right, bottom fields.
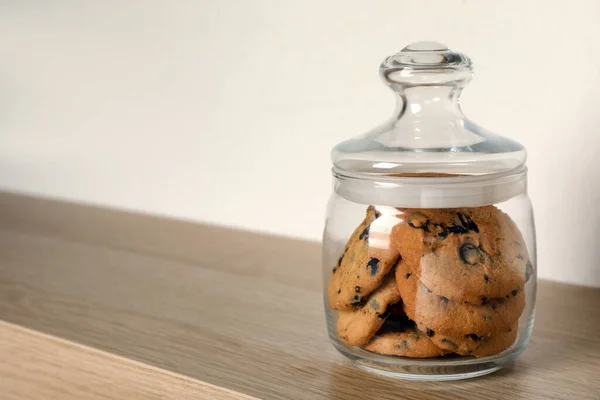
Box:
left=332, top=166, right=527, bottom=186
left=331, top=166, right=528, bottom=208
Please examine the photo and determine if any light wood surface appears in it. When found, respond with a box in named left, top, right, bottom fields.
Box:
left=0, top=321, right=257, bottom=400
left=0, top=192, right=599, bottom=399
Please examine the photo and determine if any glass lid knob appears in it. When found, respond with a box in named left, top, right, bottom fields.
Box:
left=380, top=41, right=473, bottom=87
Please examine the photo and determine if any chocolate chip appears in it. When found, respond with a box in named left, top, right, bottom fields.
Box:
left=457, top=212, right=479, bottom=233
left=396, top=340, right=409, bottom=349
left=465, top=334, right=481, bottom=341
left=332, top=267, right=337, bottom=273
left=511, top=289, right=518, bottom=297
left=447, top=224, right=468, bottom=234
left=426, top=328, right=435, bottom=337
left=480, top=296, right=489, bottom=305
left=419, top=283, right=432, bottom=294
left=407, top=213, right=429, bottom=230
left=460, top=243, right=481, bottom=265
left=337, top=254, right=344, bottom=266
left=351, top=296, right=363, bottom=306
left=355, top=286, right=361, bottom=293
left=366, top=257, right=380, bottom=276
left=441, top=338, right=458, bottom=348
left=359, top=225, right=370, bottom=240
left=440, top=296, right=449, bottom=304
left=525, top=261, right=534, bottom=282
left=405, top=273, right=411, bottom=279
left=374, top=210, right=382, bottom=219
left=508, top=328, right=513, bottom=332
left=337, top=289, right=341, bottom=294
left=369, top=299, right=380, bottom=310
left=484, top=274, right=490, bottom=283
left=438, top=230, right=448, bottom=239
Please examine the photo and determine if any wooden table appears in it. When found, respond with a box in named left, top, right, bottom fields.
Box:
left=0, top=192, right=599, bottom=400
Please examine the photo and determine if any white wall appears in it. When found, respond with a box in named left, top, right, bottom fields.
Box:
left=0, top=1, right=599, bottom=286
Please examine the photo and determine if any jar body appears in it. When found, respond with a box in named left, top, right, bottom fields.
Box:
left=323, top=173, right=536, bottom=380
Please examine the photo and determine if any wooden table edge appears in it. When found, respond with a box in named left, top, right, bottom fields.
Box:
left=0, top=320, right=259, bottom=400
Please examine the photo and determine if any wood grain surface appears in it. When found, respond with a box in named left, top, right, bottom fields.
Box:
left=0, top=192, right=599, bottom=399
left=0, top=321, right=257, bottom=400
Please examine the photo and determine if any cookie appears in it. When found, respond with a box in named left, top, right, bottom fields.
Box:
left=328, top=206, right=400, bottom=310
left=336, top=275, right=401, bottom=346
left=493, top=211, right=535, bottom=284
left=396, top=261, right=525, bottom=337
left=476, top=209, right=533, bottom=283
left=419, top=233, right=525, bottom=305
left=391, top=206, right=531, bottom=304
left=390, top=207, right=482, bottom=267
left=364, top=318, right=449, bottom=358
left=417, top=321, right=518, bottom=357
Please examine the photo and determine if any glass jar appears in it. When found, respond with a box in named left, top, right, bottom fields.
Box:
left=323, top=41, right=536, bottom=380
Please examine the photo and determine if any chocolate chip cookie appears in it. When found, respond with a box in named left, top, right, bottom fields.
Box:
left=391, top=206, right=531, bottom=304
left=419, top=232, right=525, bottom=305
left=336, top=275, right=401, bottom=346
left=416, top=320, right=518, bottom=357
left=364, top=318, right=449, bottom=358
left=328, top=206, right=400, bottom=310
left=396, top=261, right=525, bottom=337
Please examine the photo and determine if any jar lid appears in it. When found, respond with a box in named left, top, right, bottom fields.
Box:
left=332, top=41, right=526, bottom=179
left=331, top=42, right=527, bottom=207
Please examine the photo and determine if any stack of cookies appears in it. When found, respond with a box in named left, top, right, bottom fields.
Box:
left=327, top=205, right=533, bottom=358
